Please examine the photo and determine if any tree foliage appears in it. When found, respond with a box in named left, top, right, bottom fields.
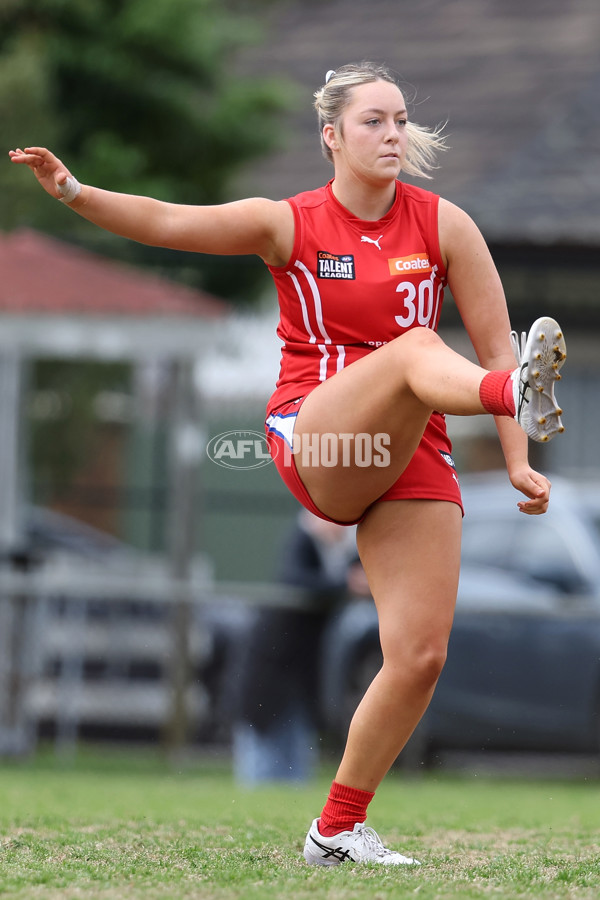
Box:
left=1, top=0, right=289, bottom=301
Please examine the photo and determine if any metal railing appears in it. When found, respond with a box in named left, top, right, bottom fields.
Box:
left=0, top=560, right=312, bottom=759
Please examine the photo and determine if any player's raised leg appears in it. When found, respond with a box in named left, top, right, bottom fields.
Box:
left=293, top=319, right=566, bottom=523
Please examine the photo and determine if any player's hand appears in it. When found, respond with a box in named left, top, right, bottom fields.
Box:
left=509, top=466, right=551, bottom=515
left=8, top=147, right=75, bottom=200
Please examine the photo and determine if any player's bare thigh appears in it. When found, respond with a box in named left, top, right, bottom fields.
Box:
left=293, top=336, right=433, bottom=522
left=357, top=498, right=462, bottom=647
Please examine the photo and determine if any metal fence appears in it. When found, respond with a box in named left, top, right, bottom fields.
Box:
left=0, top=561, right=310, bottom=759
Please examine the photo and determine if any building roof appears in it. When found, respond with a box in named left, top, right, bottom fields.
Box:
left=0, top=229, right=226, bottom=318
left=464, top=67, right=600, bottom=243
left=235, top=0, right=600, bottom=244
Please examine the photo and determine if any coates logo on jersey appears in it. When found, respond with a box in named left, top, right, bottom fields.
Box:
left=388, top=253, right=432, bottom=276
left=317, top=251, right=356, bottom=280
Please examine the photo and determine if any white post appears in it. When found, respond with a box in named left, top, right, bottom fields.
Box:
left=0, top=350, right=25, bottom=552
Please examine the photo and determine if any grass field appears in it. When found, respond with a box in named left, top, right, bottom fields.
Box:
left=0, top=747, right=598, bottom=899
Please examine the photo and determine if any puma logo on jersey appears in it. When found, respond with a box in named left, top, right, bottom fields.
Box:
left=361, top=234, right=383, bottom=250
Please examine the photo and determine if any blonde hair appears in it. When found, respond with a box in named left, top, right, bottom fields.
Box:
left=313, top=62, right=447, bottom=179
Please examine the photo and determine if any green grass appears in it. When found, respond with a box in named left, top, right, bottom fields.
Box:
left=0, top=747, right=599, bottom=898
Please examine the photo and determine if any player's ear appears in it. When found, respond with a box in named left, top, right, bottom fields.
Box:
left=323, top=124, right=339, bottom=152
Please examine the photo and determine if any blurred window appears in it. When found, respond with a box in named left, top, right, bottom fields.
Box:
left=463, top=515, right=584, bottom=594
left=512, top=519, right=583, bottom=592
left=588, top=513, right=600, bottom=545
left=461, top=518, right=513, bottom=569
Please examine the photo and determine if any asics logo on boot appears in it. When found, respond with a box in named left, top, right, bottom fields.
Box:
left=517, top=363, right=530, bottom=419
left=309, top=834, right=354, bottom=862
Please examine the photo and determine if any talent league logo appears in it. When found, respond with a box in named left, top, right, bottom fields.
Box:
left=317, top=251, right=356, bottom=280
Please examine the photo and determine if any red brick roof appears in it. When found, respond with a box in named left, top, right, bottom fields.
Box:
left=0, top=229, right=227, bottom=318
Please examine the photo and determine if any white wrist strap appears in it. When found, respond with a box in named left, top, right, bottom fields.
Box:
left=58, top=176, right=82, bottom=204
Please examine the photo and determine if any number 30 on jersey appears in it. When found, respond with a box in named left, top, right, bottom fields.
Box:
left=394, top=270, right=442, bottom=329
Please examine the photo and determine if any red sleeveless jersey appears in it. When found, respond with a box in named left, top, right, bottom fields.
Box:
left=266, top=179, right=447, bottom=413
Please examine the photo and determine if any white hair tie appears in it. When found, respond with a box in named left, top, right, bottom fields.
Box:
left=58, top=175, right=82, bottom=204
left=325, top=69, right=336, bottom=83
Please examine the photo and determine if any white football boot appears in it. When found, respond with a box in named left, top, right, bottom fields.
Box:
left=510, top=316, right=566, bottom=442
left=303, top=818, right=421, bottom=867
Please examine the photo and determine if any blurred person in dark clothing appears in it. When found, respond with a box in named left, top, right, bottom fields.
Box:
left=232, top=510, right=367, bottom=784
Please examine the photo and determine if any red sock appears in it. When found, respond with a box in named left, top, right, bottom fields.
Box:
left=479, top=371, right=515, bottom=417
left=318, top=780, right=375, bottom=837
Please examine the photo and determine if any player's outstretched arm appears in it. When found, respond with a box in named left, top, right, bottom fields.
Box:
left=8, top=146, right=291, bottom=263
